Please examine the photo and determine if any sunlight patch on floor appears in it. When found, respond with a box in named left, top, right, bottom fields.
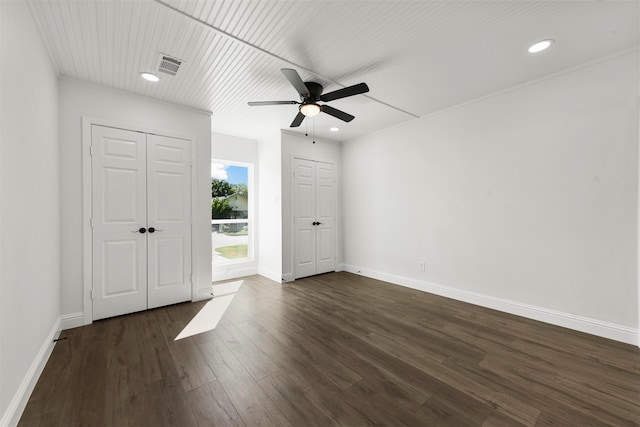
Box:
left=175, top=280, right=243, bottom=340
left=212, top=279, right=243, bottom=297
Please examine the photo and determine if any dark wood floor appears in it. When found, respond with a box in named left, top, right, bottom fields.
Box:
left=19, top=272, right=640, bottom=426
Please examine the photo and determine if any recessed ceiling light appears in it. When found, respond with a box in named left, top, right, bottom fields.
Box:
left=330, top=127, right=340, bottom=132
left=528, top=39, right=554, bottom=54
left=140, top=72, right=160, bottom=82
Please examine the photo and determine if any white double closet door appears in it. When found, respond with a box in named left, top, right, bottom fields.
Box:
left=91, top=125, right=192, bottom=321
left=294, top=158, right=336, bottom=279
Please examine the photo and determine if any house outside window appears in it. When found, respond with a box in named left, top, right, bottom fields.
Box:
left=211, top=162, right=252, bottom=264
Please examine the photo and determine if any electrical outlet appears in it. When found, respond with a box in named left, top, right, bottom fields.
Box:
left=419, top=261, right=426, bottom=271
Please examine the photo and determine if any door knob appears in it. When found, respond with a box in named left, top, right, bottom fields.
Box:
left=148, top=227, right=164, bottom=233
left=138, top=227, right=147, bottom=234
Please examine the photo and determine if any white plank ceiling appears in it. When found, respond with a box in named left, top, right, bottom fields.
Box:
left=27, top=0, right=639, bottom=142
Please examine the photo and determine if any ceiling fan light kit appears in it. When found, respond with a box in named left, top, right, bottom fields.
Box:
left=300, top=103, right=321, bottom=117
left=248, top=68, right=369, bottom=127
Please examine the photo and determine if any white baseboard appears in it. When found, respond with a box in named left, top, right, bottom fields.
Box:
left=60, top=312, right=84, bottom=330
left=342, top=264, right=639, bottom=346
left=212, top=267, right=258, bottom=282
left=1, top=317, right=61, bottom=427
left=257, top=268, right=281, bottom=283
left=283, top=264, right=345, bottom=283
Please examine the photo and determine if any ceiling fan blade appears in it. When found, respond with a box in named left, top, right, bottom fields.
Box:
left=320, top=82, right=369, bottom=102
left=290, top=112, right=305, bottom=127
left=248, top=100, right=298, bottom=106
left=281, top=68, right=310, bottom=97
left=321, top=105, right=355, bottom=122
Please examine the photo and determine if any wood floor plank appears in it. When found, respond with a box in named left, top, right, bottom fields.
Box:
left=415, top=387, right=494, bottom=427
left=337, top=379, right=432, bottom=426
left=317, top=332, right=432, bottom=411
left=143, top=377, right=198, bottom=427
left=186, top=380, right=245, bottom=427
left=438, top=318, right=640, bottom=423
left=479, top=354, right=639, bottom=426
left=164, top=319, right=218, bottom=393
left=19, top=272, right=640, bottom=427
left=509, top=335, right=640, bottom=394
left=443, top=352, right=615, bottom=427
left=214, top=322, right=282, bottom=382
left=302, top=378, right=376, bottom=426
left=232, top=319, right=327, bottom=389
left=197, top=332, right=292, bottom=427
left=132, top=310, right=171, bottom=384
left=481, top=410, right=528, bottom=427
left=246, top=315, right=363, bottom=390
left=257, top=371, right=338, bottom=427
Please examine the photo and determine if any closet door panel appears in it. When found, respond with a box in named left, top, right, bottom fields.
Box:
left=315, top=162, right=336, bottom=274
left=294, top=158, right=317, bottom=279
left=91, top=125, right=148, bottom=320
left=146, top=134, right=192, bottom=309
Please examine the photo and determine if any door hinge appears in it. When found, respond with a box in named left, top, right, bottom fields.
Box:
left=90, top=289, right=94, bottom=300
left=90, top=218, right=94, bottom=228
left=89, top=144, right=93, bottom=156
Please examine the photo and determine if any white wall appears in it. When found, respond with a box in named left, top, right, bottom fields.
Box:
left=342, top=51, right=639, bottom=343
left=257, top=130, right=282, bottom=281
left=0, top=1, right=60, bottom=424
left=212, top=132, right=259, bottom=280
left=281, top=131, right=342, bottom=281
left=59, top=78, right=212, bottom=323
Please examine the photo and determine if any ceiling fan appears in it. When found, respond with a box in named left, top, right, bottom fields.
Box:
left=248, top=68, right=370, bottom=127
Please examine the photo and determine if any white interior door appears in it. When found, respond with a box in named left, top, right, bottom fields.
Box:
left=315, top=162, right=336, bottom=274
left=91, top=126, right=148, bottom=320
left=294, top=158, right=317, bottom=279
left=146, top=134, right=192, bottom=309
left=294, top=158, right=336, bottom=279
left=91, top=125, right=192, bottom=320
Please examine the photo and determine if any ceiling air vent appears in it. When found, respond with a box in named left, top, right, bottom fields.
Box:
left=157, top=54, right=182, bottom=76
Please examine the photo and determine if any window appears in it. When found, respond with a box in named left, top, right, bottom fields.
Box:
left=211, top=162, right=252, bottom=265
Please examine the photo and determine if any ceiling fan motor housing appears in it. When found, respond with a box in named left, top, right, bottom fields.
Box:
left=303, top=81, right=323, bottom=102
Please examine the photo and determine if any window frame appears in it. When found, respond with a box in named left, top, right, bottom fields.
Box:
left=211, top=160, right=254, bottom=266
